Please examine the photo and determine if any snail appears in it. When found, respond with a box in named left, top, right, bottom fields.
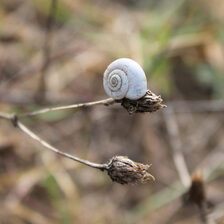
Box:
left=103, top=58, right=148, bottom=100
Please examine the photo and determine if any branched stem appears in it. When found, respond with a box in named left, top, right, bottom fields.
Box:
left=0, top=92, right=163, bottom=181
left=0, top=109, right=155, bottom=185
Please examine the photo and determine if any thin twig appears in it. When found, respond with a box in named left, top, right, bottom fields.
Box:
left=18, top=98, right=115, bottom=117
left=0, top=112, right=12, bottom=120
left=17, top=121, right=108, bottom=170
left=0, top=113, right=108, bottom=170
left=0, top=90, right=162, bottom=184
left=0, top=110, right=155, bottom=185
left=14, top=89, right=163, bottom=117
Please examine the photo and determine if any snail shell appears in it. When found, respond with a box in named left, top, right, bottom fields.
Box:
left=103, top=58, right=147, bottom=100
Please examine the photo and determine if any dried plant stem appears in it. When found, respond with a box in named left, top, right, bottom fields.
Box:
left=0, top=112, right=108, bottom=170
left=0, top=112, right=12, bottom=120
left=18, top=90, right=164, bottom=118
left=17, top=121, right=108, bottom=170
left=0, top=92, right=161, bottom=184
left=163, top=108, right=191, bottom=188
left=19, top=98, right=115, bottom=117
left=0, top=111, right=155, bottom=185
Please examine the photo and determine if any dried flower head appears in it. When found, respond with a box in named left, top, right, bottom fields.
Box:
left=117, top=90, right=166, bottom=114
left=186, top=172, right=206, bottom=207
left=106, top=156, right=155, bottom=184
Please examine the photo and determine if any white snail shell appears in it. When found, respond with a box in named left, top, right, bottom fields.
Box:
left=103, top=58, right=147, bottom=100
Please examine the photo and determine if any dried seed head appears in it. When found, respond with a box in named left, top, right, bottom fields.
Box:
left=117, top=90, right=166, bottom=114
left=106, top=156, right=155, bottom=184
left=183, top=172, right=211, bottom=208
left=188, top=172, right=206, bottom=206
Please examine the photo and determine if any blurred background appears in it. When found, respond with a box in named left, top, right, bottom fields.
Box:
left=0, top=0, right=224, bottom=223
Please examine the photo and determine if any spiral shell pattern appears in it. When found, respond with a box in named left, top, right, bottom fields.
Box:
left=103, top=58, right=147, bottom=100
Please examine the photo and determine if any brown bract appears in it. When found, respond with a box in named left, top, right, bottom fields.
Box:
left=106, top=156, right=155, bottom=184
left=117, top=90, right=166, bottom=114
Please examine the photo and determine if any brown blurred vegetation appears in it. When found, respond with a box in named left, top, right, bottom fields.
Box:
left=0, top=0, right=224, bottom=223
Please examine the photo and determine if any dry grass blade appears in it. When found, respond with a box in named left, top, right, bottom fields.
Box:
left=163, top=108, right=191, bottom=187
